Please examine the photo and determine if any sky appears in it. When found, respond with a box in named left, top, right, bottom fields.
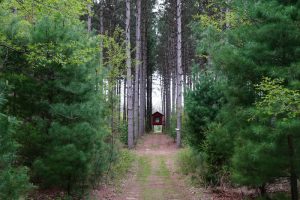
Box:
left=152, top=72, right=162, bottom=112
left=153, top=0, right=165, bottom=13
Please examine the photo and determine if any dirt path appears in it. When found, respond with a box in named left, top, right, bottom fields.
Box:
left=114, top=133, right=199, bottom=200
left=94, top=134, right=290, bottom=200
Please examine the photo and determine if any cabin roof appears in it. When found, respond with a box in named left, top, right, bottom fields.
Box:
left=152, top=111, right=164, bottom=116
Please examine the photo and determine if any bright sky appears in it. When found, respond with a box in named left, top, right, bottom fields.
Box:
left=153, top=0, right=165, bottom=13
left=152, top=72, right=162, bottom=112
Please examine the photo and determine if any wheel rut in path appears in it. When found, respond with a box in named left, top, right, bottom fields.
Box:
left=116, top=133, right=196, bottom=200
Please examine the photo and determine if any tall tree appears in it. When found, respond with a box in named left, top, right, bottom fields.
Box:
left=99, top=0, right=104, bottom=93
left=134, top=0, right=142, bottom=140
left=87, top=3, right=92, bottom=32
left=126, top=0, right=134, bottom=149
left=176, top=0, right=183, bottom=148
left=139, top=0, right=147, bottom=136
left=0, top=87, right=32, bottom=199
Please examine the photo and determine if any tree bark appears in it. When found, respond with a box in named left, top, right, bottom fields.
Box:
left=87, top=4, right=92, bottom=33
left=139, top=0, right=147, bottom=136
left=126, top=0, right=134, bottom=149
left=165, top=75, right=171, bottom=131
left=146, top=68, right=152, bottom=133
left=99, top=1, right=104, bottom=93
left=145, top=1, right=152, bottom=133
left=172, top=67, right=176, bottom=115
left=123, top=78, right=127, bottom=122
left=176, top=0, right=183, bottom=148
left=118, top=79, right=121, bottom=126
left=134, top=0, right=142, bottom=140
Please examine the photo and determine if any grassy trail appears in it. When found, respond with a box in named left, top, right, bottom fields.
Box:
left=116, top=133, right=197, bottom=200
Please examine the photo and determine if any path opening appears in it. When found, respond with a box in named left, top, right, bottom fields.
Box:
left=115, top=134, right=196, bottom=200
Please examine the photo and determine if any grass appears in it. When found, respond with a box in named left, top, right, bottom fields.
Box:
left=157, top=156, right=170, bottom=177
left=137, top=156, right=156, bottom=200
left=176, top=148, right=207, bottom=186
left=176, top=148, right=198, bottom=175
left=108, top=149, right=135, bottom=184
left=141, top=155, right=174, bottom=200
left=137, top=156, right=151, bottom=182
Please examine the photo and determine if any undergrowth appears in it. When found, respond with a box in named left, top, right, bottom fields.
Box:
left=176, top=148, right=207, bottom=186
left=107, top=149, right=135, bottom=184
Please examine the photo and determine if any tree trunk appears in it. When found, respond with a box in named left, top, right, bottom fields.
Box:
left=146, top=69, right=152, bottom=133
left=288, top=134, right=298, bottom=200
left=165, top=76, right=171, bottom=131
left=176, top=0, right=183, bottom=148
left=118, top=79, right=121, bottom=127
left=172, top=69, right=176, bottom=115
left=126, top=0, right=134, bottom=149
left=139, top=0, right=147, bottom=136
left=110, top=83, right=115, bottom=133
left=161, top=75, right=165, bottom=116
left=259, top=184, right=267, bottom=197
left=134, top=0, right=142, bottom=140
left=99, top=1, right=104, bottom=93
left=87, top=4, right=92, bottom=33
left=123, top=78, right=127, bottom=122
left=139, top=60, right=145, bottom=136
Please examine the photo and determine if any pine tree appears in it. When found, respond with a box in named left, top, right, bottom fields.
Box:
left=232, top=78, right=300, bottom=198
left=0, top=85, right=32, bottom=200
left=185, top=71, right=225, bottom=151
left=0, top=13, right=111, bottom=195
left=176, top=0, right=183, bottom=148
left=126, top=0, right=134, bottom=149
left=27, top=17, right=108, bottom=194
left=189, top=0, right=300, bottom=195
left=204, top=0, right=300, bottom=197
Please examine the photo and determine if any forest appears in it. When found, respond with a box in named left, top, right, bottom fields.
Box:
left=0, top=0, right=299, bottom=200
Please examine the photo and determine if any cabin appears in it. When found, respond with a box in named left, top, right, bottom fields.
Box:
left=152, top=112, right=165, bottom=126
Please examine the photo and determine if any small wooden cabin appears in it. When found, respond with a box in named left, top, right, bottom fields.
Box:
left=152, top=112, right=165, bottom=126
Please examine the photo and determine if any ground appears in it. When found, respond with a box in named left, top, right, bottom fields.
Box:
left=94, top=133, right=200, bottom=200
left=117, top=133, right=197, bottom=200
left=93, top=133, right=289, bottom=200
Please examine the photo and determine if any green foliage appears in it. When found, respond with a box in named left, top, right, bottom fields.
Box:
left=1, top=0, right=91, bottom=21
left=187, top=0, right=300, bottom=196
left=108, top=149, right=135, bottom=183
left=28, top=18, right=108, bottom=194
left=185, top=71, right=226, bottom=150
left=0, top=0, right=131, bottom=198
left=232, top=79, right=300, bottom=188
left=255, top=77, right=300, bottom=119
left=0, top=12, right=113, bottom=196
left=118, top=121, right=128, bottom=145
left=202, top=121, right=234, bottom=185
left=184, top=70, right=231, bottom=185
left=177, top=148, right=199, bottom=175
left=0, top=87, right=33, bottom=199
